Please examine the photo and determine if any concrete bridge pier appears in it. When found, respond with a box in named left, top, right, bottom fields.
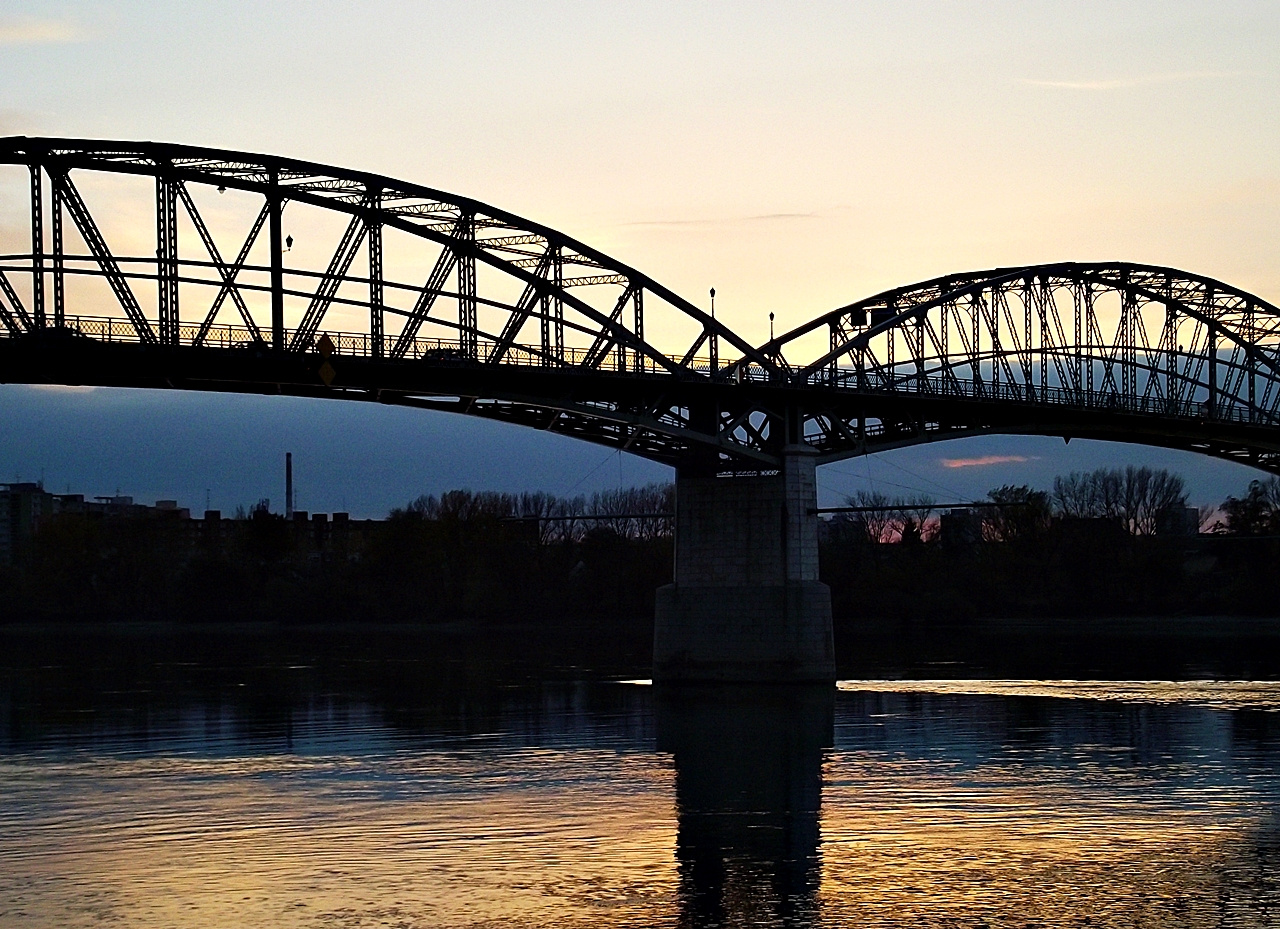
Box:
left=653, top=447, right=836, bottom=683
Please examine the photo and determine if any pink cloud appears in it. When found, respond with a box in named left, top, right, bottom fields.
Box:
left=940, top=454, right=1033, bottom=469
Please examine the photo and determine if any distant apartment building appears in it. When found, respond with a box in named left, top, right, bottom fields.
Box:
left=0, top=481, right=378, bottom=567
left=1154, top=505, right=1201, bottom=537
left=0, top=483, right=53, bottom=565
left=0, top=484, right=195, bottom=564
left=938, top=508, right=983, bottom=545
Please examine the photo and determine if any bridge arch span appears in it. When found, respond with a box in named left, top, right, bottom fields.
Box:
left=751, top=263, right=1280, bottom=474
left=0, top=136, right=789, bottom=467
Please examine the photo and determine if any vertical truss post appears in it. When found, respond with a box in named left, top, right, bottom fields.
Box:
left=914, top=315, right=924, bottom=392
left=367, top=187, right=383, bottom=359
left=552, top=247, right=564, bottom=363
left=1164, top=305, right=1177, bottom=412
left=269, top=166, right=284, bottom=351
left=633, top=287, right=644, bottom=374
left=970, top=293, right=981, bottom=393
left=29, top=165, right=44, bottom=328
left=1208, top=321, right=1218, bottom=418
left=939, top=303, right=949, bottom=394
left=987, top=290, right=1000, bottom=397
left=1122, top=288, right=1137, bottom=403
left=539, top=245, right=563, bottom=365
left=885, top=298, right=896, bottom=381
left=540, top=289, right=551, bottom=365
left=1084, top=282, right=1095, bottom=399
left=1247, top=302, right=1256, bottom=422
left=1073, top=280, right=1083, bottom=401
left=1037, top=279, right=1049, bottom=400
left=51, top=172, right=64, bottom=327
left=828, top=321, right=839, bottom=386
left=457, top=212, right=477, bottom=360
left=1022, top=276, right=1034, bottom=399
left=155, top=170, right=180, bottom=345
left=539, top=249, right=552, bottom=365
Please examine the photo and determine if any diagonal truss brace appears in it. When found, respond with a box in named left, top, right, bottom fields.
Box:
left=177, top=183, right=266, bottom=344
left=389, top=216, right=465, bottom=359
left=290, top=204, right=369, bottom=351
left=580, top=284, right=637, bottom=370
left=49, top=167, right=156, bottom=344
left=0, top=269, right=32, bottom=334
left=489, top=249, right=555, bottom=365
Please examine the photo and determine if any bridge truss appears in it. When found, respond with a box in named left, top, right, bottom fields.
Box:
left=2, top=137, right=1280, bottom=474
left=757, top=264, right=1280, bottom=471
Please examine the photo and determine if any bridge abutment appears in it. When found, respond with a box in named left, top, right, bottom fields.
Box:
left=654, top=448, right=835, bottom=683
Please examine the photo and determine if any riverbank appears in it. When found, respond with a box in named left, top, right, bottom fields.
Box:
left=835, top=613, right=1280, bottom=680
left=4, top=614, right=1280, bottom=682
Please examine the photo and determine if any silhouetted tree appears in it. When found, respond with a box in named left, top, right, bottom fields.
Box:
left=1052, top=466, right=1187, bottom=534
left=844, top=490, right=894, bottom=544
left=981, top=485, right=1052, bottom=542
left=1219, top=478, right=1280, bottom=535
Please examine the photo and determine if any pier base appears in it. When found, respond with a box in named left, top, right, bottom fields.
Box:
left=653, top=449, right=835, bottom=683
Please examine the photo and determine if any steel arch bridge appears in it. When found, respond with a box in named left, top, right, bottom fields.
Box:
left=3, top=137, right=1280, bottom=474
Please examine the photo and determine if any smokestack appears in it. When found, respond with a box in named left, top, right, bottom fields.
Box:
left=285, top=452, right=293, bottom=518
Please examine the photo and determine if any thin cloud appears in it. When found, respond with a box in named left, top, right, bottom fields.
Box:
left=940, top=454, right=1033, bottom=469
left=0, top=16, right=85, bottom=45
left=624, top=211, right=819, bottom=228
left=1022, top=70, right=1241, bottom=91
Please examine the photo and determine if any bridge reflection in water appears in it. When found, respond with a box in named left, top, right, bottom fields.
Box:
left=658, top=685, right=832, bottom=925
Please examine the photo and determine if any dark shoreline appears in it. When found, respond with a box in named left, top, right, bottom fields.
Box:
left=4, top=613, right=1280, bottom=682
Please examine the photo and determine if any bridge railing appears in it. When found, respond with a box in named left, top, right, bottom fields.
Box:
left=5, top=314, right=1272, bottom=427
left=817, top=367, right=1273, bottom=426
left=0, top=313, right=708, bottom=374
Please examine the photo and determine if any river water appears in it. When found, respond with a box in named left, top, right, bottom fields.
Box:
left=2, top=623, right=1279, bottom=928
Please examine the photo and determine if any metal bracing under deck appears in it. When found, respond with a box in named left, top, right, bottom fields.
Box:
left=4, top=137, right=1280, bottom=474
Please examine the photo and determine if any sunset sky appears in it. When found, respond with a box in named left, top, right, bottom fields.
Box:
left=1, top=1, right=1278, bottom=513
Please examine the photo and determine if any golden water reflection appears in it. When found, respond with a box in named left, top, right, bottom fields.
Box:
left=1, top=678, right=1278, bottom=927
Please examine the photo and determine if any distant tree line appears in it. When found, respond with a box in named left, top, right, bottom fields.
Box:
left=833, top=466, right=1203, bottom=544
left=0, top=484, right=675, bottom=625
left=821, top=465, right=1280, bottom=621
left=6, top=465, right=1280, bottom=627
left=393, top=484, right=674, bottom=544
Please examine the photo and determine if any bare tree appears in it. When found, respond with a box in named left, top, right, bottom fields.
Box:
left=846, top=490, right=895, bottom=544
left=1052, top=466, right=1186, bottom=534
left=902, top=495, right=937, bottom=543
left=547, top=495, right=587, bottom=543
left=518, top=491, right=557, bottom=544
left=1124, top=466, right=1187, bottom=535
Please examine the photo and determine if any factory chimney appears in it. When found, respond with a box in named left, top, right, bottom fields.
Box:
left=285, top=452, right=293, bottom=518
